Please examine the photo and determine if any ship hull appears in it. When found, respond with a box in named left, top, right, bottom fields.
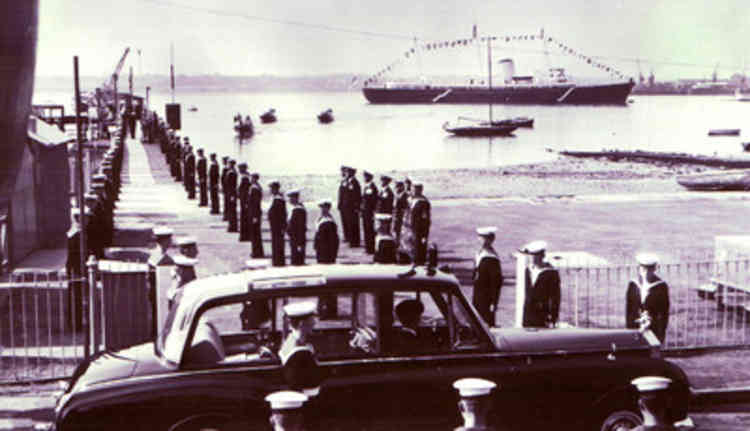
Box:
left=363, top=82, right=634, bottom=105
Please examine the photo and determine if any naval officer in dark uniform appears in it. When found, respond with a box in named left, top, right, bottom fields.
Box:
left=376, top=174, right=394, bottom=215
left=237, top=163, right=251, bottom=242
left=286, top=189, right=307, bottom=266
left=472, top=227, right=504, bottom=326
left=344, top=167, right=361, bottom=247
left=337, top=166, right=350, bottom=243
left=184, top=145, right=196, bottom=200
left=249, top=173, right=264, bottom=258
left=268, top=181, right=287, bottom=266
left=361, top=171, right=378, bottom=254
left=225, top=159, right=238, bottom=233
left=393, top=180, right=408, bottom=244
left=626, top=253, right=670, bottom=344
left=314, top=199, right=339, bottom=264
left=409, top=181, right=431, bottom=265
left=208, top=153, right=220, bottom=214
left=520, top=241, right=561, bottom=328
left=196, top=148, right=208, bottom=207
left=221, top=156, right=230, bottom=221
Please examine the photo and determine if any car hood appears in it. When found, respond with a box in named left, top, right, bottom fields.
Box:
left=490, top=327, right=654, bottom=354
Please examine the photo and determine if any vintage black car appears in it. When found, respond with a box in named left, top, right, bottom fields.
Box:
left=53, top=264, right=690, bottom=430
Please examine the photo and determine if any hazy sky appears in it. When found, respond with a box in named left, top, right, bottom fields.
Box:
left=37, top=0, right=750, bottom=80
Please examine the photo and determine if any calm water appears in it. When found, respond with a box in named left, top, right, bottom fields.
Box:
left=35, top=90, right=750, bottom=176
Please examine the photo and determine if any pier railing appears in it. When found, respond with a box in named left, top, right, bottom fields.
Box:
left=552, top=259, right=750, bottom=351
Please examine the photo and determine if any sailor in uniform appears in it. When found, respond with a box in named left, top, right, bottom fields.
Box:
left=268, top=181, right=287, bottom=267
left=409, top=181, right=431, bottom=265
left=376, top=174, right=394, bottom=215
left=237, top=163, right=251, bottom=242
left=345, top=167, right=361, bottom=247
left=221, top=156, right=230, bottom=221
left=337, top=166, right=350, bottom=243
left=184, top=143, right=196, bottom=199
left=196, top=148, right=208, bottom=207
left=472, top=227, right=504, bottom=326
left=208, top=153, right=220, bottom=214
left=313, top=199, right=339, bottom=264
left=167, top=255, right=198, bottom=310
left=278, top=302, right=322, bottom=397
left=392, top=181, right=408, bottom=244
left=286, top=189, right=307, bottom=266
left=360, top=170, right=378, bottom=254
left=520, top=241, right=561, bottom=328
left=626, top=253, right=670, bottom=344
left=175, top=236, right=199, bottom=258
left=249, top=173, right=264, bottom=257
left=226, top=159, right=239, bottom=233
left=373, top=213, right=397, bottom=264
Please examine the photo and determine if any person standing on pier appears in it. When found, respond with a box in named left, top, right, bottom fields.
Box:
left=409, top=181, right=431, bottom=265
left=174, top=136, right=183, bottom=182
left=472, top=227, right=503, bottom=326
left=337, top=166, right=350, bottom=244
left=344, top=167, right=361, bottom=247
left=66, top=208, right=84, bottom=331
left=226, top=159, right=239, bottom=233
left=314, top=199, right=339, bottom=264
left=393, top=181, right=408, bottom=244
left=221, top=156, right=230, bottom=221
left=286, top=190, right=307, bottom=266
left=376, top=175, right=394, bottom=215
left=626, top=253, right=670, bottom=344
left=185, top=145, right=196, bottom=200
left=361, top=171, right=378, bottom=254
left=268, top=181, right=287, bottom=266
left=249, top=173, right=264, bottom=258
left=520, top=241, right=561, bottom=328
left=197, top=148, right=208, bottom=207
left=237, top=163, right=251, bottom=242
left=208, top=153, right=220, bottom=215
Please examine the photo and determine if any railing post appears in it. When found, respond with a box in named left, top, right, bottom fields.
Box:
left=453, top=378, right=497, bottom=430
left=514, top=253, right=526, bottom=327
left=265, top=391, right=308, bottom=431
left=86, top=255, right=98, bottom=357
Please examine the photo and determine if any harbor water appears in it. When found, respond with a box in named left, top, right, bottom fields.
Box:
left=35, top=90, right=750, bottom=176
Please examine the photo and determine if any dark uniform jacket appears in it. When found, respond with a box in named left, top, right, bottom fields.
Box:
left=344, top=177, right=361, bottom=210
left=394, top=191, right=409, bottom=223
left=626, top=277, right=670, bottom=343
left=522, top=264, right=561, bottom=328
left=314, top=215, right=339, bottom=263
left=472, top=247, right=503, bottom=325
left=287, top=203, right=307, bottom=244
left=225, top=168, right=238, bottom=198
left=377, top=185, right=394, bottom=214
left=410, top=196, right=431, bottom=238
left=249, top=182, right=263, bottom=222
left=361, top=181, right=378, bottom=214
left=209, top=161, right=219, bottom=188
left=197, top=156, right=207, bottom=182
left=220, top=164, right=229, bottom=192
left=268, top=193, right=287, bottom=231
left=337, top=177, right=347, bottom=211
left=238, top=173, right=251, bottom=207
left=185, top=152, right=196, bottom=178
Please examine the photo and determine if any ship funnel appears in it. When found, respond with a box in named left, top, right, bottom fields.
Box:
left=498, top=58, right=515, bottom=84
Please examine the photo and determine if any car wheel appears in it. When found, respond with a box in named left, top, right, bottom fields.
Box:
left=599, top=410, right=642, bottom=431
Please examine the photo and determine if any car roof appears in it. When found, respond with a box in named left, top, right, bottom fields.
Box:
left=183, top=264, right=458, bottom=298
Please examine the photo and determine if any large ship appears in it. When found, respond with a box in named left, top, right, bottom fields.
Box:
left=362, top=31, right=634, bottom=105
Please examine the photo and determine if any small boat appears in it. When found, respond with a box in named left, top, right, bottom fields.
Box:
left=492, top=116, right=534, bottom=128
left=677, top=170, right=750, bottom=191
left=188, top=106, right=198, bottom=112
left=260, top=109, right=277, bottom=124
left=443, top=118, right=518, bottom=137
left=233, top=114, right=254, bottom=137
left=317, top=108, right=334, bottom=124
left=708, top=129, right=741, bottom=136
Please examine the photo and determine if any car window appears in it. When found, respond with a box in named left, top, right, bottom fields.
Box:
left=390, top=290, right=451, bottom=355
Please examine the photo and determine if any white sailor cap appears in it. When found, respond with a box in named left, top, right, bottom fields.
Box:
left=520, top=240, right=547, bottom=255
left=636, top=253, right=659, bottom=267
left=452, top=378, right=497, bottom=397
left=175, top=236, right=197, bottom=246
left=631, top=376, right=671, bottom=392
left=173, top=254, right=198, bottom=267
left=476, top=226, right=497, bottom=237
left=375, top=213, right=392, bottom=221
left=317, top=198, right=332, bottom=208
left=411, top=179, right=423, bottom=187
left=265, top=391, right=308, bottom=410
left=153, top=226, right=173, bottom=237
left=286, top=189, right=300, bottom=198
left=283, top=301, right=317, bottom=318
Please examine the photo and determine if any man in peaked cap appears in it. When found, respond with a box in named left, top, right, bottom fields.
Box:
left=343, top=167, right=361, bottom=247
left=626, top=253, right=670, bottom=344
left=249, top=173, right=264, bottom=258
left=472, top=227, right=503, bottom=326
left=277, top=301, right=322, bottom=396
left=520, top=240, right=561, bottom=328
left=268, top=181, right=287, bottom=266
left=393, top=180, right=409, bottom=245
left=208, top=153, right=221, bottom=215
left=360, top=170, right=378, bottom=254
left=376, top=174, right=394, bottom=215
left=314, top=199, right=339, bottom=264
left=196, top=148, right=208, bottom=207
left=184, top=145, right=197, bottom=200
left=286, top=189, right=307, bottom=266
left=221, top=156, right=230, bottom=221
left=237, top=163, right=252, bottom=242
left=373, top=213, right=396, bottom=264
left=226, top=159, right=239, bottom=233
left=409, top=180, right=431, bottom=265
left=168, top=255, right=198, bottom=310
left=337, top=166, right=350, bottom=244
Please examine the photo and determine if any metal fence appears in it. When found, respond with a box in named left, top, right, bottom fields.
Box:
left=557, top=259, right=750, bottom=351
left=0, top=260, right=152, bottom=383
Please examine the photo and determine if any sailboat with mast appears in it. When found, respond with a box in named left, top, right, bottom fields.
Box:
left=443, top=38, right=519, bottom=136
